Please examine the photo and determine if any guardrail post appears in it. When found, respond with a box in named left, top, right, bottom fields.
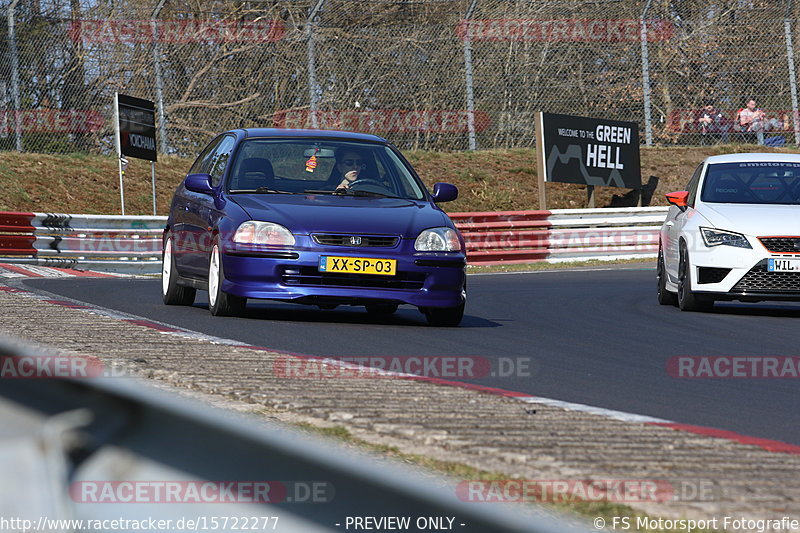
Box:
left=306, top=0, right=327, bottom=128
left=640, top=0, right=654, bottom=146
left=7, top=0, right=22, bottom=152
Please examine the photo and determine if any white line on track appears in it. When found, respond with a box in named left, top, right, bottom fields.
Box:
left=517, top=396, right=670, bottom=424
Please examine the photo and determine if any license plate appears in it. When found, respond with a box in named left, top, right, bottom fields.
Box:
left=768, top=258, right=800, bottom=272
left=319, top=256, right=397, bottom=276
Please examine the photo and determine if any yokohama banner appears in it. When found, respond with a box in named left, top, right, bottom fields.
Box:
left=116, top=93, right=156, bottom=162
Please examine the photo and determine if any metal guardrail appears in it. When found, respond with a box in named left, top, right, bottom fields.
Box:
left=0, top=208, right=668, bottom=272
left=452, top=207, right=668, bottom=265
left=0, top=335, right=592, bottom=533
left=0, top=211, right=164, bottom=274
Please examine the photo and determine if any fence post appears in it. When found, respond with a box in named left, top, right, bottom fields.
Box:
left=785, top=0, right=800, bottom=145
left=152, top=0, right=168, bottom=154
left=640, top=0, right=653, bottom=146
left=462, top=0, right=479, bottom=151
left=7, top=0, right=22, bottom=152
left=306, top=0, right=327, bottom=128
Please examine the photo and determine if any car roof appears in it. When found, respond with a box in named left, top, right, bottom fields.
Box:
left=235, top=128, right=389, bottom=143
left=705, top=152, right=800, bottom=164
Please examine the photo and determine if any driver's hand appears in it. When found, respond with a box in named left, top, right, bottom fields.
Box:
left=337, top=170, right=359, bottom=190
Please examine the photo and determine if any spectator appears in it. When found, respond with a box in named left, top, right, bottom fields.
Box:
left=695, top=103, right=729, bottom=145
left=737, top=99, right=766, bottom=144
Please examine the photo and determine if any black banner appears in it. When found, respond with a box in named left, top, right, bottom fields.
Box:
left=117, top=93, right=157, bottom=161
left=541, top=112, right=641, bottom=189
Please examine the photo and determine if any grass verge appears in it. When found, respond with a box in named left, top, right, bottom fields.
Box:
left=2, top=144, right=797, bottom=215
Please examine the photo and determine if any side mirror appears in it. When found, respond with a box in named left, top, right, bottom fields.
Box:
left=185, top=173, right=213, bottom=194
left=431, top=182, right=458, bottom=203
left=665, top=190, right=689, bottom=210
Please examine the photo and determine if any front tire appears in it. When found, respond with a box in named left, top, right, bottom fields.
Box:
left=424, top=302, right=465, bottom=327
left=208, top=243, right=246, bottom=316
left=677, top=245, right=714, bottom=312
left=424, top=281, right=466, bottom=326
left=162, top=235, right=196, bottom=306
left=657, top=246, right=678, bottom=306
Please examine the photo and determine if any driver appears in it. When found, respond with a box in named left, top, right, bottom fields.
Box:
left=333, top=149, right=367, bottom=191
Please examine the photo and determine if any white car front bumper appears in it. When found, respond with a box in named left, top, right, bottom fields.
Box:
left=682, top=233, right=800, bottom=300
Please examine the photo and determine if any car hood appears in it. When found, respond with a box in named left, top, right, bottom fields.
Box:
left=230, top=194, right=451, bottom=237
left=700, top=203, right=800, bottom=236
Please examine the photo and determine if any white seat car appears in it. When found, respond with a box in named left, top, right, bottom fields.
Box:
left=658, top=153, right=800, bottom=311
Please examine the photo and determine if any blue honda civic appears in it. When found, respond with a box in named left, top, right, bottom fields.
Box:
left=162, top=128, right=466, bottom=326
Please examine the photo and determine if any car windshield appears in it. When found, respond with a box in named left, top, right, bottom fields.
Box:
left=701, top=162, right=800, bottom=205
left=226, top=138, right=426, bottom=200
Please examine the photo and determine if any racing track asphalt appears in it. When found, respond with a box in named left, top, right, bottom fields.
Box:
left=22, top=267, right=800, bottom=445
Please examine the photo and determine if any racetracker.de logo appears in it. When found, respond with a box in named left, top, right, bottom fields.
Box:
left=0, top=110, right=104, bottom=134
left=69, top=19, right=285, bottom=43
left=456, top=480, right=675, bottom=503
left=70, top=481, right=334, bottom=504
left=456, top=18, right=674, bottom=42
left=667, top=356, right=800, bottom=378
left=273, top=110, right=492, bottom=134
left=0, top=355, right=106, bottom=379
left=272, top=355, right=533, bottom=380
left=70, top=481, right=286, bottom=504
left=465, top=229, right=658, bottom=253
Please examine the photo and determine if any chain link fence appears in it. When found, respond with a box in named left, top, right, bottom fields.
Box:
left=2, top=0, right=800, bottom=156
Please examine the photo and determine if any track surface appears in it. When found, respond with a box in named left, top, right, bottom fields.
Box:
left=24, top=268, right=800, bottom=445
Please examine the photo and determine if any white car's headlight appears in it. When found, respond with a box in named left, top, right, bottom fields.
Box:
left=233, top=221, right=295, bottom=246
left=700, top=227, right=752, bottom=249
left=415, top=227, right=461, bottom=252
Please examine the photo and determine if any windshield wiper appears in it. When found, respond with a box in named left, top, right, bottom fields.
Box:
left=303, top=188, right=403, bottom=199
left=341, top=189, right=402, bottom=198
left=229, top=188, right=295, bottom=194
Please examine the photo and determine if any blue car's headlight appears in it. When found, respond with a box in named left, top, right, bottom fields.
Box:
left=415, top=227, right=461, bottom=252
left=700, top=227, right=751, bottom=249
left=233, top=221, right=295, bottom=246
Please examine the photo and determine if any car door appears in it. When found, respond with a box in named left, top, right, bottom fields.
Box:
left=173, top=136, right=223, bottom=274
left=664, top=163, right=702, bottom=281
left=184, top=134, right=237, bottom=276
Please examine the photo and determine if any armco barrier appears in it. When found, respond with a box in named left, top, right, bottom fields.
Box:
left=0, top=208, right=668, bottom=272
left=452, top=207, right=668, bottom=265
left=0, top=211, right=165, bottom=274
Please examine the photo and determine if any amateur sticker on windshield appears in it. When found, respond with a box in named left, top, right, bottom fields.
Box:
left=319, top=256, right=397, bottom=276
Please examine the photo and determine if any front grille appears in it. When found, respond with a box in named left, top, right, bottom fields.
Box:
left=698, top=267, right=731, bottom=284
left=759, top=237, right=800, bottom=254
left=282, top=266, right=425, bottom=290
left=731, top=261, right=800, bottom=293
left=312, top=234, right=399, bottom=247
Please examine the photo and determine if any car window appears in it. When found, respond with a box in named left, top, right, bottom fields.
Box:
left=189, top=135, right=224, bottom=175
left=226, top=139, right=426, bottom=200
left=701, top=162, right=800, bottom=204
left=207, top=135, right=237, bottom=187
left=686, top=164, right=703, bottom=207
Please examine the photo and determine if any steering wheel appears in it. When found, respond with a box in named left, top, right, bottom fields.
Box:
left=348, top=179, right=394, bottom=194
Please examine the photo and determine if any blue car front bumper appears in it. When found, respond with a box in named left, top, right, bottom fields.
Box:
left=219, top=239, right=466, bottom=309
